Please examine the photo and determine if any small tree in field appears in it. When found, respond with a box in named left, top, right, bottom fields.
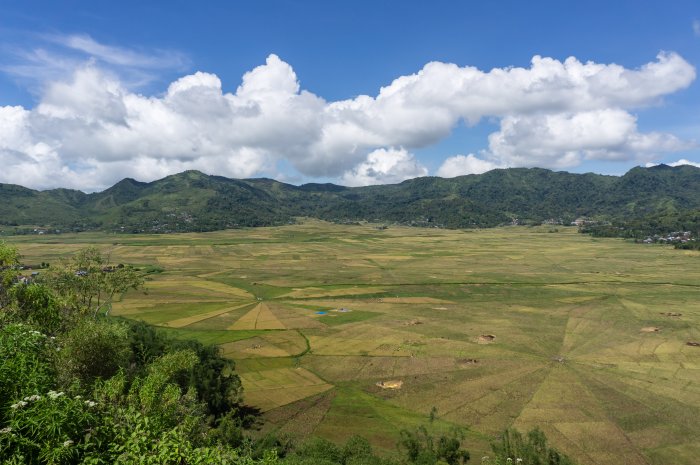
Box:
left=40, top=247, right=144, bottom=317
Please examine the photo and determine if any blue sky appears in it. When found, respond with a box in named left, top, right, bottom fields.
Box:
left=1, top=0, right=699, bottom=190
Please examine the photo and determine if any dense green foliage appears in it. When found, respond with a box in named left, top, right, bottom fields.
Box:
left=0, top=243, right=270, bottom=464
left=124, top=320, right=244, bottom=418
left=396, top=427, right=470, bottom=465
left=580, top=208, right=700, bottom=241
left=2, top=165, right=700, bottom=233
left=485, top=428, right=575, bottom=465
left=38, top=247, right=145, bottom=317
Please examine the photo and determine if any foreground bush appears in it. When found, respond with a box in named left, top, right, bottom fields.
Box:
left=0, top=389, right=98, bottom=464
left=0, top=334, right=278, bottom=464
left=55, top=318, right=131, bottom=389
left=485, top=428, right=575, bottom=465
left=0, top=324, right=56, bottom=423
left=0, top=243, right=261, bottom=464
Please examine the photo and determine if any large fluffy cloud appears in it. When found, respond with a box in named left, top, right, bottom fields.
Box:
left=341, top=148, right=428, bottom=186
left=436, top=154, right=500, bottom=178
left=487, top=109, right=689, bottom=166
left=0, top=46, right=696, bottom=190
left=438, top=109, right=693, bottom=177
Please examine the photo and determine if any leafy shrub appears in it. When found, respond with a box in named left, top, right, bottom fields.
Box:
left=0, top=324, right=55, bottom=421
left=486, top=428, right=575, bottom=465
left=397, top=426, right=469, bottom=465
left=288, top=437, right=342, bottom=464
left=54, top=318, right=131, bottom=389
left=282, top=435, right=400, bottom=465
left=0, top=390, right=99, bottom=464
left=127, top=320, right=243, bottom=417
left=8, top=283, right=62, bottom=333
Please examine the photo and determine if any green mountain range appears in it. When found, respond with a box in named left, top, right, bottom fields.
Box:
left=2, top=164, right=700, bottom=233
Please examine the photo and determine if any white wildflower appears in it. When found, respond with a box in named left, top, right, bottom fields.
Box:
left=74, top=395, right=82, bottom=400
left=63, top=440, right=73, bottom=447
left=84, top=400, right=97, bottom=407
left=10, top=400, right=28, bottom=409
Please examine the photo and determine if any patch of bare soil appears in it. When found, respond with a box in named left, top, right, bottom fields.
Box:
left=403, top=339, right=423, bottom=346
left=477, top=334, right=496, bottom=344
left=457, top=358, right=478, bottom=365
left=376, top=380, right=403, bottom=389
left=687, top=342, right=700, bottom=347
left=640, top=327, right=661, bottom=333
left=660, top=312, right=682, bottom=317
left=404, top=319, right=423, bottom=326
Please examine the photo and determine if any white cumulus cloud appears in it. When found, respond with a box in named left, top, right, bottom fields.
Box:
left=646, top=159, right=700, bottom=168
left=485, top=109, right=692, bottom=167
left=341, top=148, right=428, bottom=186
left=436, top=154, right=500, bottom=177
left=0, top=43, right=696, bottom=190
left=437, top=108, right=694, bottom=177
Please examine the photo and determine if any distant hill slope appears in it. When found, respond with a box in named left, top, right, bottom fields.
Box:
left=1, top=165, right=699, bottom=233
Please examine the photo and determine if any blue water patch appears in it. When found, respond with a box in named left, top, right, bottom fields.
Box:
left=315, top=311, right=328, bottom=315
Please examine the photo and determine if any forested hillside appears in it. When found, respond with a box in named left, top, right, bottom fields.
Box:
left=1, top=165, right=699, bottom=233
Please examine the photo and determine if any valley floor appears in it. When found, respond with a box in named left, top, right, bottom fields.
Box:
left=12, top=222, right=700, bottom=465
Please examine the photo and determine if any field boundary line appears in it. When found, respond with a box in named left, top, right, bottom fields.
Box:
left=164, top=301, right=254, bottom=328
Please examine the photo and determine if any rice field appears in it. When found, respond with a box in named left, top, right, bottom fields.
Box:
left=11, top=220, right=700, bottom=465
